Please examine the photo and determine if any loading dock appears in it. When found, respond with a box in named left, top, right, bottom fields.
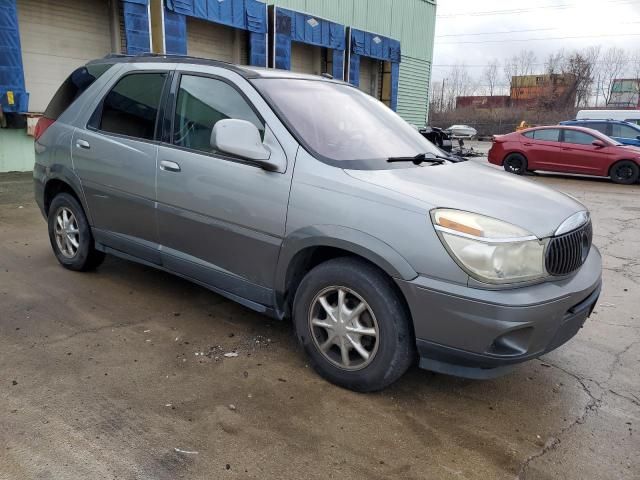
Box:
left=269, top=6, right=345, bottom=80
left=346, top=27, right=400, bottom=110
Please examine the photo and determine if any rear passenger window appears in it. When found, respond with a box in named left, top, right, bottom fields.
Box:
left=563, top=130, right=596, bottom=145
left=92, top=72, right=167, bottom=141
left=522, top=131, right=535, bottom=139
left=173, top=75, right=263, bottom=154
left=44, top=63, right=113, bottom=120
left=584, top=123, right=608, bottom=135
left=533, top=129, right=560, bottom=141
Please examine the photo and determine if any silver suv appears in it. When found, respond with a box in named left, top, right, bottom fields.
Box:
left=34, top=55, right=602, bottom=391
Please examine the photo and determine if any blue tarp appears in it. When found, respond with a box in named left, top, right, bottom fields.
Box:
left=273, top=7, right=345, bottom=80
left=349, top=28, right=401, bottom=111
left=166, top=0, right=266, bottom=33
left=123, top=0, right=152, bottom=55
left=165, top=0, right=267, bottom=66
left=164, top=7, right=187, bottom=55
left=0, top=0, right=28, bottom=113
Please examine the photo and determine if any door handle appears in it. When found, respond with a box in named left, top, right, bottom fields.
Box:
left=562, top=147, right=572, bottom=151
left=523, top=143, right=533, bottom=146
left=75, top=139, right=91, bottom=149
left=160, top=160, right=181, bottom=172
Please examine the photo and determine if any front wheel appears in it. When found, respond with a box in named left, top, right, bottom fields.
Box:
left=48, top=193, right=105, bottom=271
left=609, top=160, right=639, bottom=185
left=503, top=153, right=528, bottom=175
left=293, top=257, right=415, bottom=392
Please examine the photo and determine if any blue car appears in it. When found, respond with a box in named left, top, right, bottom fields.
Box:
left=560, top=119, right=640, bottom=147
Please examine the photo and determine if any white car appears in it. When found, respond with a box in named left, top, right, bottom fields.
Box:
left=447, top=125, right=477, bottom=138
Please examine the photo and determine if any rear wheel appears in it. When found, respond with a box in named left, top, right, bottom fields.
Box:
left=293, top=257, right=415, bottom=392
left=503, top=153, right=528, bottom=175
left=609, top=160, right=639, bottom=185
left=48, top=193, right=105, bottom=271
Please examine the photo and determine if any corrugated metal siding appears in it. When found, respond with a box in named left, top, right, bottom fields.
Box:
left=397, top=56, right=431, bottom=126
left=265, top=0, right=436, bottom=125
left=266, top=0, right=435, bottom=61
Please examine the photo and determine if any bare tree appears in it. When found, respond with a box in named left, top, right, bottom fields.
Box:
left=598, top=47, right=628, bottom=105
left=560, top=47, right=600, bottom=108
left=441, top=63, right=475, bottom=111
left=631, top=49, right=640, bottom=101
left=483, top=59, right=500, bottom=96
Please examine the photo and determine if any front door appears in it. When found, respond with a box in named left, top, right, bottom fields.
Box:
left=156, top=73, right=291, bottom=306
left=72, top=70, right=169, bottom=262
left=559, top=129, right=611, bottom=175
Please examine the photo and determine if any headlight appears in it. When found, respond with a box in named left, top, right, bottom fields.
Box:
left=431, top=209, right=547, bottom=284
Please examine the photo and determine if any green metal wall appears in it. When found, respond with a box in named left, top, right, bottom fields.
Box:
left=0, top=129, right=34, bottom=172
left=266, top=0, right=436, bottom=125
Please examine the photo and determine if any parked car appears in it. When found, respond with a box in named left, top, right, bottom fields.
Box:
left=559, top=119, right=640, bottom=147
left=576, top=109, right=640, bottom=126
left=34, top=55, right=602, bottom=391
left=446, top=124, right=477, bottom=139
left=489, top=126, right=640, bottom=184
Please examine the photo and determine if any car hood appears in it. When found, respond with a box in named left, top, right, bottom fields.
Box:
left=345, top=162, right=586, bottom=239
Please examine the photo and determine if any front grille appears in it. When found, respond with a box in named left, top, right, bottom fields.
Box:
left=545, top=221, right=592, bottom=276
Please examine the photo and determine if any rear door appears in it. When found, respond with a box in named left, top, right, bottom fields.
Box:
left=155, top=71, right=292, bottom=305
left=559, top=129, right=611, bottom=175
left=72, top=68, right=169, bottom=263
left=522, top=128, right=561, bottom=169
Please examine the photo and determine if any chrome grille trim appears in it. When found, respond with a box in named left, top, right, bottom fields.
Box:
left=546, top=221, right=593, bottom=276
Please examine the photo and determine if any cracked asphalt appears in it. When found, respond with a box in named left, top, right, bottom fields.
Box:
left=1, top=166, right=638, bottom=480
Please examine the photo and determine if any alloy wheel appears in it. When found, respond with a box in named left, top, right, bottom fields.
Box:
left=308, top=286, right=379, bottom=371
left=54, top=207, right=80, bottom=259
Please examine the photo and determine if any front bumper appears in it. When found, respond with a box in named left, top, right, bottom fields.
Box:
left=396, top=246, right=602, bottom=379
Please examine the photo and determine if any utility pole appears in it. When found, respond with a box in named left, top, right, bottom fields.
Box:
left=440, top=78, right=445, bottom=112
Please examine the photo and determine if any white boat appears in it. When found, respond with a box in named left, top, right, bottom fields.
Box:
left=446, top=125, right=477, bottom=138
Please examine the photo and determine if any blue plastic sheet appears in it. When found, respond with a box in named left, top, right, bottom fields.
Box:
left=164, top=8, right=187, bottom=55
left=273, top=7, right=345, bottom=80
left=166, top=0, right=266, bottom=33
left=0, top=0, right=28, bottom=112
left=123, top=1, right=151, bottom=55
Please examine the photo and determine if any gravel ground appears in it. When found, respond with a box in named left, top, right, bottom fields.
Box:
left=1, top=168, right=638, bottom=480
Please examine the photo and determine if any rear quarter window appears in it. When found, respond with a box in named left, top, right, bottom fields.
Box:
left=43, top=64, right=113, bottom=119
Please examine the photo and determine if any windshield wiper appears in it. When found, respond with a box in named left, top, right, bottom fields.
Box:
left=387, top=152, right=447, bottom=165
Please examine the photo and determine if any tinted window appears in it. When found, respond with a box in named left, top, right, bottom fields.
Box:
left=173, top=75, right=263, bottom=153
left=611, top=123, right=640, bottom=138
left=44, top=64, right=113, bottom=119
left=95, top=72, right=167, bottom=140
left=563, top=130, right=596, bottom=145
left=583, top=122, right=608, bottom=135
left=522, top=131, right=535, bottom=139
left=534, top=129, right=560, bottom=141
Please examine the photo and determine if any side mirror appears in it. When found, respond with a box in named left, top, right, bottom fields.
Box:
left=636, top=135, right=640, bottom=141
left=211, top=119, right=278, bottom=171
left=591, top=140, right=606, bottom=148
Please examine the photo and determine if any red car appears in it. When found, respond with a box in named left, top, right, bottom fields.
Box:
left=488, top=126, right=640, bottom=184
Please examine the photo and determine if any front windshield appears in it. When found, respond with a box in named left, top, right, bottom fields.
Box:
left=252, top=79, right=441, bottom=163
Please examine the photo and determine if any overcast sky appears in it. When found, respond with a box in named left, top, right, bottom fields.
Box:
left=432, top=0, right=640, bottom=83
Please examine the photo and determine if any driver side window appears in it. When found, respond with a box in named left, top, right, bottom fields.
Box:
left=173, top=75, right=264, bottom=154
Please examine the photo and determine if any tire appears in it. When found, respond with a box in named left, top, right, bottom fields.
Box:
left=609, top=160, right=639, bottom=185
left=47, top=193, right=105, bottom=271
left=503, top=153, right=528, bottom=175
left=293, top=257, right=415, bottom=392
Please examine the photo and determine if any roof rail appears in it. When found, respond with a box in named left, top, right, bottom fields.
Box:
left=90, top=52, right=259, bottom=78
